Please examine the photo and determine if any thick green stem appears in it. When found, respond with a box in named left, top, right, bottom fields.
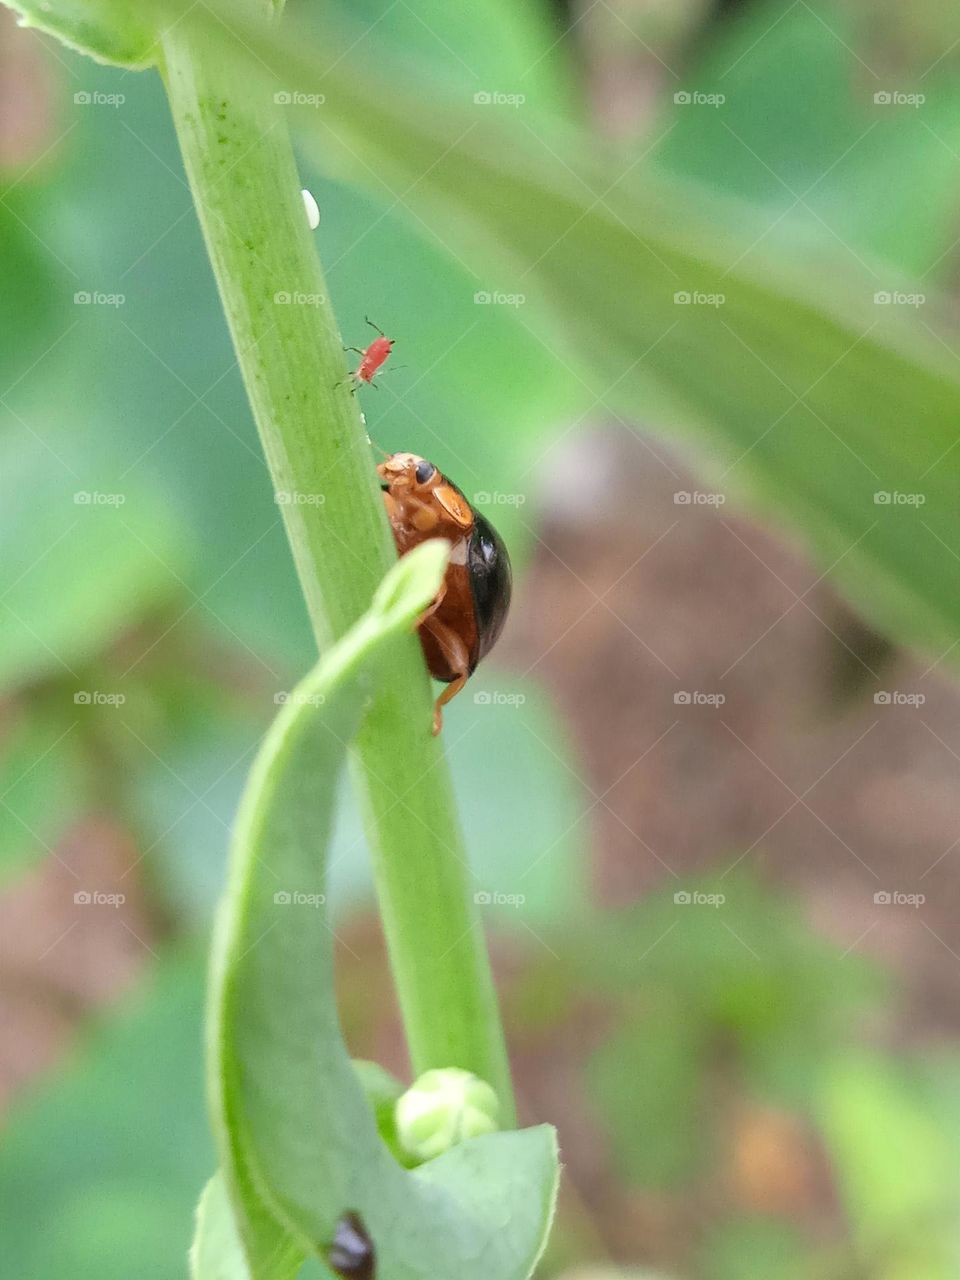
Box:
left=160, top=17, right=514, bottom=1121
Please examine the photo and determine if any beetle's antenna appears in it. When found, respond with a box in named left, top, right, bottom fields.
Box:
left=365, top=316, right=387, bottom=337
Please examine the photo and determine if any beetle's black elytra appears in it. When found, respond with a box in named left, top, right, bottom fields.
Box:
left=469, top=511, right=512, bottom=667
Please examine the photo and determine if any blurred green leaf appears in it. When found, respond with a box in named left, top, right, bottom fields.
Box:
left=2, top=0, right=157, bottom=68
left=126, top=677, right=264, bottom=930
left=658, top=1, right=960, bottom=277
left=0, top=948, right=211, bottom=1280
left=556, top=1272, right=675, bottom=1280
left=316, top=0, right=575, bottom=116
left=0, top=429, right=188, bottom=692
left=588, top=1003, right=705, bottom=1190
left=351, top=1058, right=408, bottom=1166
left=574, top=873, right=880, bottom=1046
left=818, top=1051, right=960, bottom=1279
left=0, top=704, right=87, bottom=881
left=191, top=1174, right=252, bottom=1280
left=453, top=675, right=586, bottom=925
left=698, top=1217, right=808, bottom=1280
left=0, top=191, right=62, bottom=390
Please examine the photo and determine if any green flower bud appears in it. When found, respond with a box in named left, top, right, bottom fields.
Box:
left=395, top=1067, right=501, bottom=1162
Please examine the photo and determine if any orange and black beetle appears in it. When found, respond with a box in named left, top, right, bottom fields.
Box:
left=378, top=452, right=512, bottom=734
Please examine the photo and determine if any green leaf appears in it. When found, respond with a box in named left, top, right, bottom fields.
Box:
left=818, top=1051, right=960, bottom=1276
left=207, top=542, right=559, bottom=1278
left=178, top=0, right=960, bottom=662
left=0, top=191, right=62, bottom=391
left=319, top=0, right=575, bottom=117
left=658, top=1, right=960, bottom=278
left=191, top=1175, right=252, bottom=1280
left=351, top=1059, right=409, bottom=1165
left=0, top=429, right=188, bottom=692
left=698, top=1217, right=809, bottom=1280
left=2, top=0, right=158, bottom=68
left=0, top=705, right=87, bottom=882
left=0, top=949, right=212, bottom=1279
left=588, top=1006, right=705, bottom=1191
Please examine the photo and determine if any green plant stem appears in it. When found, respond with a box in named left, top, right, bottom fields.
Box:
left=159, top=17, right=514, bottom=1123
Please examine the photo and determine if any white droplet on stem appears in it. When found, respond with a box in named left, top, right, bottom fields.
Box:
left=301, top=188, right=320, bottom=230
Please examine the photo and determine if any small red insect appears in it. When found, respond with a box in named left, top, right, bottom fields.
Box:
left=345, top=317, right=395, bottom=389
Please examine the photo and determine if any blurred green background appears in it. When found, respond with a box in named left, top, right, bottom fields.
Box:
left=3, top=0, right=960, bottom=1276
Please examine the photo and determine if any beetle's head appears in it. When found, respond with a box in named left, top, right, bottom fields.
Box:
left=377, top=452, right=438, bottom=491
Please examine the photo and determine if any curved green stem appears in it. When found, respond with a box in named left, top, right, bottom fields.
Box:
left=159, top=14, right=514, bottom=1122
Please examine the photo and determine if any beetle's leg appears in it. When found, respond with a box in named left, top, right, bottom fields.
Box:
left=432, top=674, right=468, bottom=736
left=415, top=577, right=447, bottom=627
left=421, top=616, right=470, bottom=735
left=406, top=497, right=440, bottom=533
left=381, top=489, right=400, bottom=522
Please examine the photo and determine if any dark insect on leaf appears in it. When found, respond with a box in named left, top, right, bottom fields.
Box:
left=329, top=1211, right=376, bottom=1279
